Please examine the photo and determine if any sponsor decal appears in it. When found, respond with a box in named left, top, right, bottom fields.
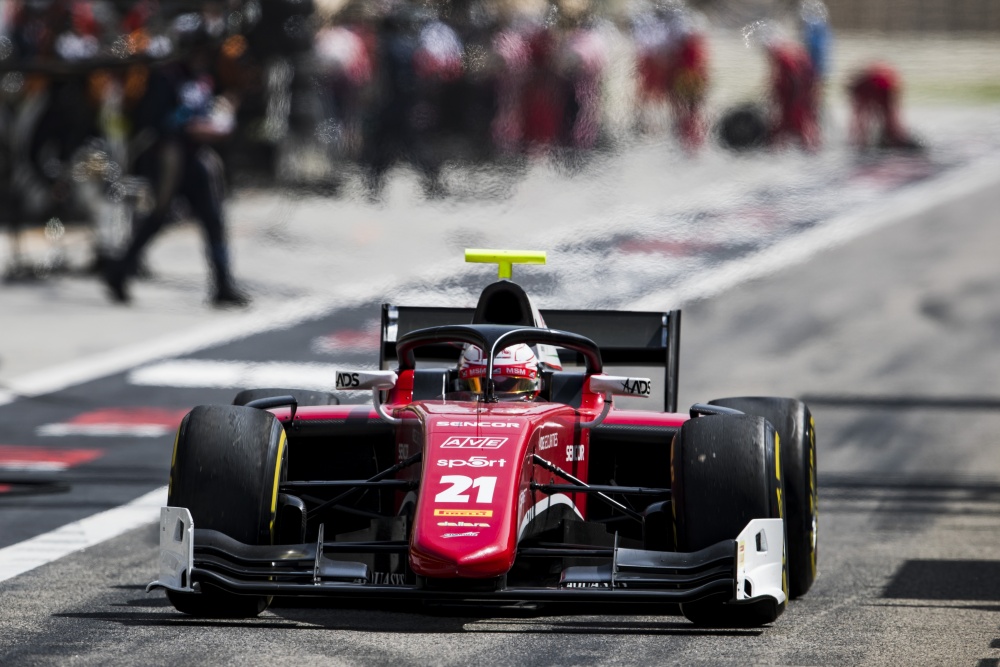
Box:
left=566, top=445, right=585, bottom=462
left=537, top=433, right=559, bottom=450
left=433, top=508, right=493, bottom=517
left=442, top=532, right=479, bottom=538
left=620, top=378, right=652, bottom=396
left=563, top=582, right=628, bottom=589
left=437, top=421, right=519, bottom=428
left=435, top=475, right=497, bottom=503
left=398, top=442, right=410, bottom=460
left=336, top=372, right=361, bottom=389
left=372, top=572, right=408, bottom=585
left=437, top=457, right=506, bottom=468
left=437, top=521, right=490, bottom=528
left=441, top=436, right=507, bottom=449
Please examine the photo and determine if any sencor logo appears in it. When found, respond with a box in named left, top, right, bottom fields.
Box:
left=436, top=421, right=520, bottom=428
left=440, top=436, right=508, bottom=449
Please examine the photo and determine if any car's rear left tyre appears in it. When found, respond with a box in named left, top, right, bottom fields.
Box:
left=166, top=404, right=287, bottom=618
left=710, top=397, right=818, bottom=598
left=672, top=414, right=786, bottom=627
left=233, top=387, right=340, bottom=407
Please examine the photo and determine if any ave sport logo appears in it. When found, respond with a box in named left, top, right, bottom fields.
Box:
left=437, top=457, right=506, bottom=468
left=440, top=436, right=508, bottom=449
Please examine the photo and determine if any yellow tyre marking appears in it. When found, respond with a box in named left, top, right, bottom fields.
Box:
left=268, top=430, right=287, bottom=540
left=809, top=416, right=818, bottom=578
left=774, top=432, right=783, bottom=518
left=168, top=429, right=180, bottom=498
left=775, top=432, right=781, bottom=481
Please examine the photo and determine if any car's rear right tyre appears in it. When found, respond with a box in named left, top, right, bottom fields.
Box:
left=166, top=404, right=287, bottom=618
left=672, top=414, right=786, bottom=627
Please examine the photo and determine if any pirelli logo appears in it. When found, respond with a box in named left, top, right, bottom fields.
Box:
left=433, top=509, right=494, bottom=518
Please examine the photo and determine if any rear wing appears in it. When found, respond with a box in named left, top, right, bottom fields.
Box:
left=380, top=305, right=682, bottom=413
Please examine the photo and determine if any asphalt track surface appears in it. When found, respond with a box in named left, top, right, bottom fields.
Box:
left=2, top=147, right=1000, bottom=664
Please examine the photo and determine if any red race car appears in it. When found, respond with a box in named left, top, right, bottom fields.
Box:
left=149, top=250, right=818, bottom=627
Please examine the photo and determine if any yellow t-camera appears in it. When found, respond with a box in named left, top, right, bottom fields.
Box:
left=464, top=249, right=547, bottom=280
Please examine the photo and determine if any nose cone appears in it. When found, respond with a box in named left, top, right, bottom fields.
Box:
left=410, top=515, right=517, bottom=578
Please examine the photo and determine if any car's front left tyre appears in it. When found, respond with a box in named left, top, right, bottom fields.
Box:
left=710, top=397, right=818, bottom=598
left=672, top=413, right=787, bottom=627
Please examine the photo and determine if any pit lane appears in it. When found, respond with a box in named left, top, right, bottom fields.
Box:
left=2, top=132, right=1000, bottom=665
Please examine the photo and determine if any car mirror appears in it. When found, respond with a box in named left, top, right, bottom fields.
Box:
left=335, top=370, right=398, bottom=391
left=588, top=375, right=652, bottom=398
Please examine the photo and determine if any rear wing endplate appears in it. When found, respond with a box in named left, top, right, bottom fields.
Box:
left=380, top=305, right=681, bottom=413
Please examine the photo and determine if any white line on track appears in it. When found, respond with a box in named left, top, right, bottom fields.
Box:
left=1, top=153, right=998, bottom=585
left=0, top=486, right=166, bottom=583
left=0, top=295, right=341, bottom=408
left=629, top=154, right=1000, bottom=311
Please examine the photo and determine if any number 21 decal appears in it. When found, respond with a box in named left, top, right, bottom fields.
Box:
left=435, top=475, right=497, bottom=503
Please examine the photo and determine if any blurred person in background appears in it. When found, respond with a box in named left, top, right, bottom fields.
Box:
left=745, top=21, right=819, bottom=150
left=799, top=0, right=830, bottom=97
left=361, top=3, right=460, bottom=199
left=847, top=63, right=921, bottom=151
left=102, top=11, right=249, bottom=307
left=313, top=2, right=376, bottom=161
left=632, top=1, right=707, bottom=151
left=491, top=7, right=532, bottom=155
left=518, top=6, right=573, bottom=152
left=557, top=0, right=606, bottom=151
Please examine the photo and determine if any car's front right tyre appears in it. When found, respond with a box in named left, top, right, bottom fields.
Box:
left=166, top=404, right=287, bottom=618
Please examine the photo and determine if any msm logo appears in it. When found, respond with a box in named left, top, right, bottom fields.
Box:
left=440, top=436, right=508, bottom=449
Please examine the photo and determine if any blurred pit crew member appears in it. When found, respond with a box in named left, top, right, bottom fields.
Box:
left=102, top=15, right=249, bottom=307
left=314, top=7, right=375, bottom=160
left=633, top=2, right=707, bottom=150
left=847, top=63, right=921, bottom=151
left=451, top=343, right=541, bottom=402
left=361, top=7, right=460, bottom=199
left=764, top=34, right=819, bottom=150
left=557, top=0, right=607, bottom=151
left=799, top=0, right=831, bottom=95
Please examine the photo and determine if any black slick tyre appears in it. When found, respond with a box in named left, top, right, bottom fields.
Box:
left=166, top=404, right=287, bottom=618
left=710, top=397, right=818, bottom=598
left=233, top=387, right=340, bottom=407
left=672, top=414, right=786, bottom=627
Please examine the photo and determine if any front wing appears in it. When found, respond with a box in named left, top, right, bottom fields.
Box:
left=148, top=507, right=785, bottom=607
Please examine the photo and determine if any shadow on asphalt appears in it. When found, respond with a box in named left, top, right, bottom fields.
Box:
left=801, top=393, right=1000, bottom=410
left=56, top=599, right=764, bottom=636
left=883, top=560, right=1000, bottom=602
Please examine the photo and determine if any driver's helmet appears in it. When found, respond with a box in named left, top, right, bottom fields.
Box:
left=456, top=343, right=541, bottom=401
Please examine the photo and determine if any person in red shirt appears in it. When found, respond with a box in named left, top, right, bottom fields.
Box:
left=847, top=63, right=921, bottom=150
left=765, top=39, right=819, bottom=150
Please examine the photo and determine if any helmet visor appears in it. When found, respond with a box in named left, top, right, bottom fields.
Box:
left=463, top=375, right=539, bottom=398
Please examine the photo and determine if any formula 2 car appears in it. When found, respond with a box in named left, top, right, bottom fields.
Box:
left=149, top=249, right=818, bottom=626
